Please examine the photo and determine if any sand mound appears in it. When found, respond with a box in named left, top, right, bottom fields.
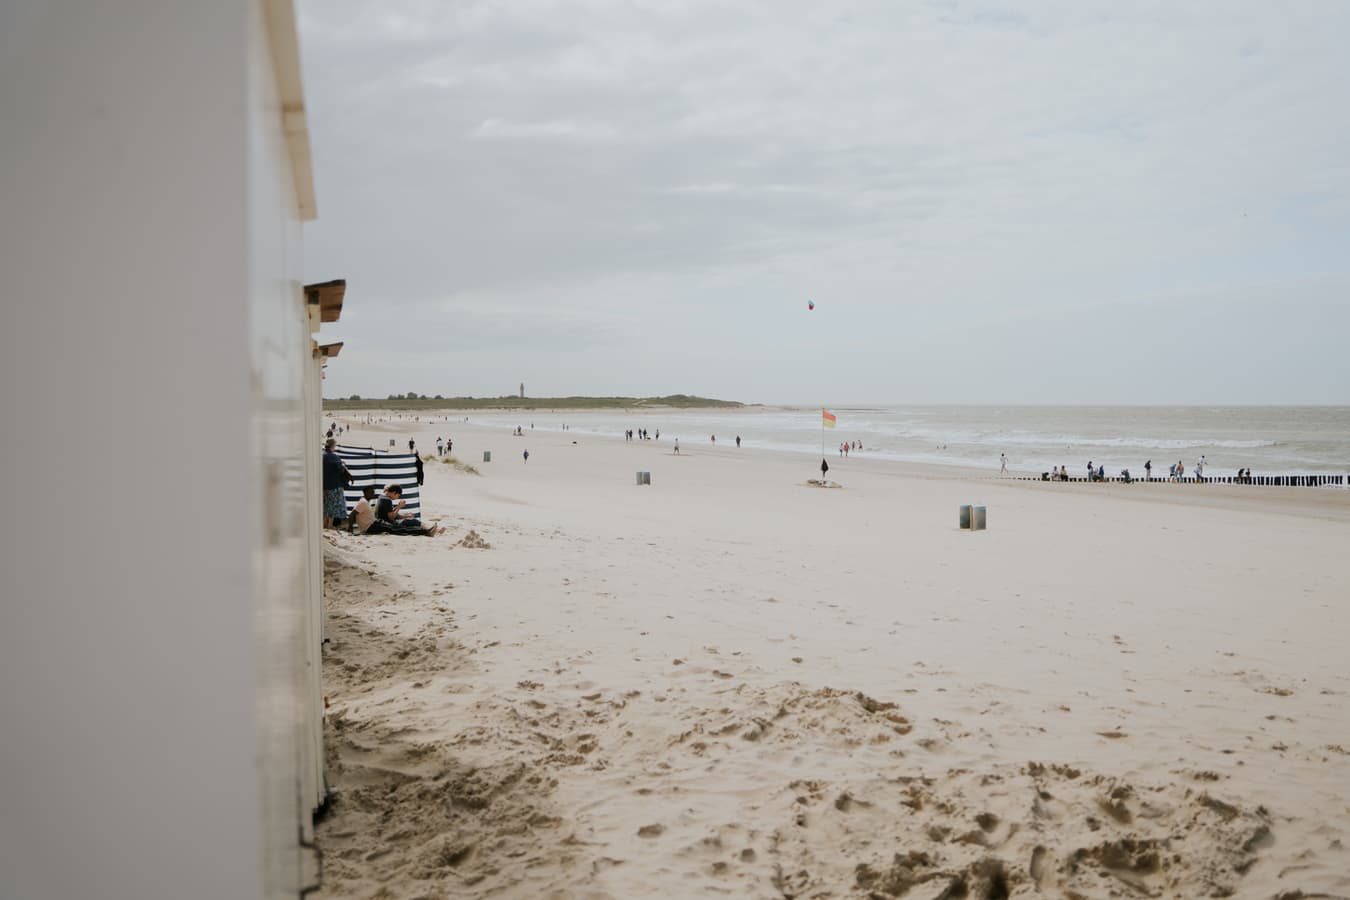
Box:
left=318, top=553, right=568, bottom=897
left=455, top=529, right=491, bottom=549
left=613, top=681, right=1273, bottom=898
left=320, top=729, right=561, bottom=893
left=782, top=763, right=1272, bottom=899
left=315, top=551, right=1284, bottom=899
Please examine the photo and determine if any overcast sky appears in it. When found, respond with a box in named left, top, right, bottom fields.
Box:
left=299, top=1, right=1349, bottom=405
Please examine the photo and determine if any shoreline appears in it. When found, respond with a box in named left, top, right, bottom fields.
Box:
left=328, top=405, right=1350, bottom=479
left=332, top=414, right=1350, bottom=504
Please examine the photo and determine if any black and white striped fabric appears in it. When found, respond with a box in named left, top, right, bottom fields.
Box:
left=334, top=445, right=421, bottom=520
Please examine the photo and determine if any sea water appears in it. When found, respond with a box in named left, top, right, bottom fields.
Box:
left=451, top=406, right=1350, bottom=478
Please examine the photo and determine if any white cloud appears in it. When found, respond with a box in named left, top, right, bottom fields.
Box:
left=298, top=0, right=1350, bottom=402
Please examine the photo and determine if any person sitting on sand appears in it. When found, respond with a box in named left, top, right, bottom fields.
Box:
left=350, top=486, right=378, bottom=534
left=370, top=484, right=442, bottom=536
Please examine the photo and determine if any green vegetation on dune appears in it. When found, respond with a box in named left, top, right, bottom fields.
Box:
left=323, top=394, right=743, bottom=411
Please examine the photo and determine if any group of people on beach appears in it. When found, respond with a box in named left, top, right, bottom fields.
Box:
left=626, top=428, right=658, bottom=441
left=1165, top=456, right=1205, bottom=481
left=839, top=440, right=861, bottom=457
left=321, top=438, right=442, bottom=536
left=1037, top=454, right=1241, bottom=484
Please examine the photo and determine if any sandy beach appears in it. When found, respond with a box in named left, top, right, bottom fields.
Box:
left=314, top=415, right=1350, bottom=899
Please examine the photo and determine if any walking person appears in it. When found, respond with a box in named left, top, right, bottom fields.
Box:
left=1000, top=453, right=1008, bottom=475
left=523, top=449, right=529, bottom=463
left=674, top=438, right=680, bottom=455
left=1145, top=459, right=1152, bottom=481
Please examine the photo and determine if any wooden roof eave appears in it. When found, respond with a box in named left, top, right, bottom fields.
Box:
left=304, top=279, right=346, bottom=326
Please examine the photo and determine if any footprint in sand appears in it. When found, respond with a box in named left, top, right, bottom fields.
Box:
left=1030, top=845, right=1055, bottom=889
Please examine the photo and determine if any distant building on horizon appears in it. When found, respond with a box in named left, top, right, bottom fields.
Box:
left=520, top=382, right=525, bottom=399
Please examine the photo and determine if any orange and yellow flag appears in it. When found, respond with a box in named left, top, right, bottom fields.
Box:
left=822, top=409, right=837, bottom=428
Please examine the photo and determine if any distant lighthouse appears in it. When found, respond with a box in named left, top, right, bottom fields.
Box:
left=519, top=382, right=524, bottom=399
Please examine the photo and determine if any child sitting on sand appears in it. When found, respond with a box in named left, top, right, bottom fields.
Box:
left=350, top=486, right=378, bottom=534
